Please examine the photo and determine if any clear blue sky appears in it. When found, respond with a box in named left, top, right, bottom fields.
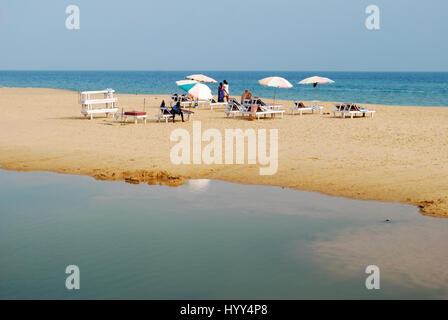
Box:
left=0, top=0, right=447, bottom=71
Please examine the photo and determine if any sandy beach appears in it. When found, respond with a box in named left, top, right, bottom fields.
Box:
left=0, top=87, right=447, bottom=217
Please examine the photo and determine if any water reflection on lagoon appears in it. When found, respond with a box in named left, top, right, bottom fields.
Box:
left=0, top=170, right=447, bottom=299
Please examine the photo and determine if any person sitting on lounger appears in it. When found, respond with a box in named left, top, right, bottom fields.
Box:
left=241, top=89, right=252, bottom=104
left=297, top=101, right=306, bottom=108
left=160, top=100, right=170, bottom=114
left=171, top=101, right=184, bottom=122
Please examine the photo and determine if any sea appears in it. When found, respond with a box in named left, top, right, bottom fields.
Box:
left=1, top=71, right=447, bottom=107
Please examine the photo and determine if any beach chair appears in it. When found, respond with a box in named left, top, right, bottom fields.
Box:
left=171, top=94, right=189, bottom=103
left=291, top=101, right=323, bottom=116
left=337, top=103, right=375, bottom=118
left=157, top=105, right=194, bottom=123
left=242, top=99, right=258, bottom=107
left=332, top=103, right=375, bottom=119
left=157, top=105, right=174, bottom=123
left=241, top=105, right=284, bottom=120
left=224, top=98, right=247, bottom=118
left=356, top=106, right=375, bottom=117
left=249, top=98, right=283, bottom=110
left=332, top=103, right=351, bottom=118
left=207, top=98, right=228, bottom=110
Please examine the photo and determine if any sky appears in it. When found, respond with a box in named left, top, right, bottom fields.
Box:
left=0, top=0, right=447, bottom=71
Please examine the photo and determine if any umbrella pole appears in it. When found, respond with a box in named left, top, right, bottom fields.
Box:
left=273, top=87, right=277, bottom=105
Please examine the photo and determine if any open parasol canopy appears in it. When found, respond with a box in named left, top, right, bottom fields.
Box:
left=298, top=76, right=335, bottom=101
left=176, top=80, right=213, bottom=101
left=185, top=74, right=217, bottom=83
left=258, top=76, right=293, bottom=105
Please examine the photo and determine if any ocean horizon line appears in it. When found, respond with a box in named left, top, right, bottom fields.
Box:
left=1, top=70, right=448, bottom=73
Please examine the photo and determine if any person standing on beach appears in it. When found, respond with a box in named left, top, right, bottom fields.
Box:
left=218, top=82, right=224, bottom=102
left=223, top=80, right=230, bottom=102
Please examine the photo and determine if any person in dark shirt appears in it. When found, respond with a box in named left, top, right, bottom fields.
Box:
left=171, top=101, right=184, bottom=122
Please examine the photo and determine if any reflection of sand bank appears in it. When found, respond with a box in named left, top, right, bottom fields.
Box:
left=309, top=221, right=448, bottom=298
left=93, top=169, right=186, bottom=187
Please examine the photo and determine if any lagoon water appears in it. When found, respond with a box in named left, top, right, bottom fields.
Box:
left=1, top=71, right=448, bottom=107
left=1, top=170, right=448, bottom=299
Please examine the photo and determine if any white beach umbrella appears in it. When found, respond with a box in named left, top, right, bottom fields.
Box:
left=185, top=74, right=217, bottom=83
left=258, top=76, right=293, bottom=105
left=176, top=80, right=213, bottom=101
left=298, top=76, right=335, bottom=101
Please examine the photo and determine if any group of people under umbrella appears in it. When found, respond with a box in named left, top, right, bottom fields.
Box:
left=175, top=74, right=335, bottom=106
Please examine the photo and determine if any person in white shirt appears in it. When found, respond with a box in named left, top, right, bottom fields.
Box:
left=223, top=80, right=230, bottom=102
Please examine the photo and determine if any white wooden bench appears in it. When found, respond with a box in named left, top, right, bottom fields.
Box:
left=79, top=89, right=119, bottom=120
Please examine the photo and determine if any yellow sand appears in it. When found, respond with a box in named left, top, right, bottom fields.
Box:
left=0, top=88, right=447, bottom=217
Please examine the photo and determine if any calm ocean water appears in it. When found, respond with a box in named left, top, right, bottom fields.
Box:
left=1, top=170, right=448, bottom=299
left=1, top=71, right=447, bottom=107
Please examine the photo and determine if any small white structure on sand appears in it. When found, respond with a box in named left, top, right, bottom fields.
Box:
left=79, top=89, right=119, bottom=120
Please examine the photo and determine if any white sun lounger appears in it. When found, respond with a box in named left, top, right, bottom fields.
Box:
left=170, top=99, right=209, bottom=109
left=171, top=94, right=189, bottom=102
left=157, top=106, right=194, bottom=123
left=245, top=98, right=283, bottom=110
left=207, top=99, right=228, bottom=110
left=241, top=105, right=284, bottom=120
left=157, top=106, right=173, bottom=123
left=332, top=103, right=376, bottom=119
left=224, top=99, right=247, bottom=118
left=79, top=89, right=119, bottom=120
left=291, top=101, right=324, bottom=115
